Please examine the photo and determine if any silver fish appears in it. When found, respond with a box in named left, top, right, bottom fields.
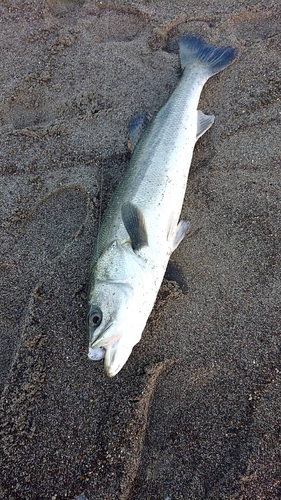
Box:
left=87, top=35, right=236, bottom=377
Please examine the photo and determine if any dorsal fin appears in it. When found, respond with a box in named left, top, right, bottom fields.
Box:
left=128, top=113, right=147, bottom=151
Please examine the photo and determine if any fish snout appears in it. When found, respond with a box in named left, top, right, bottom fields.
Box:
left=88, top=321, right=136, bottom=376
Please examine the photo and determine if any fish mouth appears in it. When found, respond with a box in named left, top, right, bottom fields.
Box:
left=88, top=346, right=106, bottom=361
left=89, top=321, right=119, bottom=350
left=88, top=340, right=133, bottom=377
left=88, top=321, right=133, bottom=377
left=104, top=341, right=133, bottom=377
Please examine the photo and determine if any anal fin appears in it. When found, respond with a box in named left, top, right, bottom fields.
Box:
left=172, top=220, right=190, bottom=251
left=196, top=110, right=214, bottom=140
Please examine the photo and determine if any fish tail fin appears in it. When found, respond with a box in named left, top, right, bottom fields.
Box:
left=179, top=35, right=237, bottom=77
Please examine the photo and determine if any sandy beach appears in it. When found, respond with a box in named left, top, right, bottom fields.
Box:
left=0, top=1, right=280, bottom=498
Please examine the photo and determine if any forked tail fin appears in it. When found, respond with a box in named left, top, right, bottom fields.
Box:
left=179, top=35, right=237, bottom=77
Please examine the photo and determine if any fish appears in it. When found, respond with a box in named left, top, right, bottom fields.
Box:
left=87, top=35, right=237, bottom=377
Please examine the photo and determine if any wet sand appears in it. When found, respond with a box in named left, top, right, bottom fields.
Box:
left=0, top=1, right=280, bottom=498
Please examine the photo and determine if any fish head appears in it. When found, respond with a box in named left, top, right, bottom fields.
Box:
left=87, top=240, right=152, bottom=376
left=87, top=281, right=149, bottom=377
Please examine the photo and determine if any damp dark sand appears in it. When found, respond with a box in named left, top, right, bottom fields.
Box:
left=0, top=1, right=280, bottom=498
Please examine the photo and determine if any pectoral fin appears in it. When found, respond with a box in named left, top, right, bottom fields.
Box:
left=121, top=202, right=148, bottom=251
left=196, top=110, right=215, bottom=140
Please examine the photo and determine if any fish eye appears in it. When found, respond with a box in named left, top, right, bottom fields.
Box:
left=88, top=308, right=103, bottom=327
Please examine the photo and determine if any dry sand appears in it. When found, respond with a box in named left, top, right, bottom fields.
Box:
left=0, top=1, right=280, bottom=499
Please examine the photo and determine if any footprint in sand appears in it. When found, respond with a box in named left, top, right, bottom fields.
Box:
left=44, top=0, right=149, bottom=41
left=44, top=0, right=86, bottom=25
left=21, top=185, right=88, bottom=263
left=0, top=185, right=88, bottom=393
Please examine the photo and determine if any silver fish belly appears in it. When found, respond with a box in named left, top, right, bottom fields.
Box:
left=87, top=35, right=237, bottom=377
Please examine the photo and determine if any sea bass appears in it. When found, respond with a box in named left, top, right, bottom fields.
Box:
left=87, top=35, right=236, bottom=377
